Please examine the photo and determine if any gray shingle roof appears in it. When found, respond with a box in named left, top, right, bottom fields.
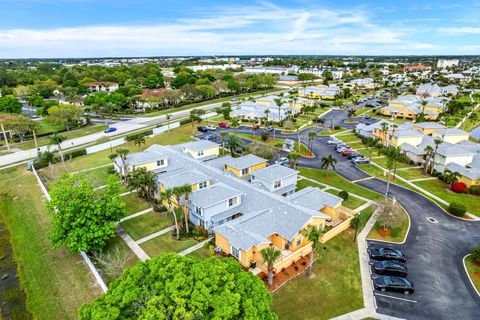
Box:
left=189, top=182, right=243, bottom=208
left=181, top=140, right=219, bottom=152
left=156, top=169, right=209, bottom=189
left=433, top=128, right=469, bottom=136
left=413, top=122, right=446, bottom=129
left=223, top=154, right=267, bottom=169
left=287, top=187, right=342, bottom=210
left=115, top=148, right=167, bottom=168
left=251, top=164, right=297, bottom=182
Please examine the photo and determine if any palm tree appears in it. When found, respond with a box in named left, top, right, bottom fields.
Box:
left=179, top=184, right=193, bottom=233
left=159, top=188, right=180, bottom=238
left=49, top=133, right=67, bottom=170
left=442, top=169, right=461, bottom=189
left=390, top=124, right=398, bottom=146
left=116, top=148, right=130, bottom=182
left=231, top=118, right=240, bottom=128
left=133, top=135, right=146, bottom=150
left=366, top=137, right=379, bottom=161
left=260, top=245, right=281, bottom=287
left=39, top=150, right=57, bottom=179
left=166, top=113, right=172, bottom=134
left=226, top=134, right=243, bottom=157
left=264, top=109, right=270, bottom=127
left=189, top=111, right=202, bottom=136
left=321, top=155, right=337, bottom=170
left=274, top=98, right=283, bottom=127
left=219, top=131, right=229, bottom=155
left=127, top=167, right=156, bottom=203
left=423, top=145, right=433, bottom=174
left=380, top=122, right=390, bottom=146
left=287, top=151, right=300, bottom=169
left=430, top=138, right=443, bottom=175
left=301, top=225, right=324, bottom=276
left=308, top=131, right=316, bottom=153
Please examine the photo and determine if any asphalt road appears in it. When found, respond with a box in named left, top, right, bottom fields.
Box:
left=209, top=118, right=480, bottom=319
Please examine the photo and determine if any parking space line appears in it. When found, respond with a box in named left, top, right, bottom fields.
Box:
left=374, top=293, right=417, bottom=303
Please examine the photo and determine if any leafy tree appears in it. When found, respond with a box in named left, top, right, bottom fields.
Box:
left=442, top=169, right=461, bottom=189
left=471, top=245, right=480, bottom=264
left=3, top=115, right=37, bottom=142
left=48, top=174, right=126, bottom=253
left=260, top=245, right=281, bottom=287
left=376, top=198, right=404, bottom=231
left=158, top=188, right=180, bottom=238
left=0, top=95, right=22, bottom=113
left=47, top=104, right=84, bottom=130
left=231, top=118, right=240, bottom=128
left=128, top=167, right=157, bottom=203
left=301, top=225, right=324, bottom=276
left=133, top=135, right=146, bottom=150
left=189, top=109, right=205, bottom=135
left=143, top=74, right=164, bottom=88
left=79, top=253, right=277, bottom=320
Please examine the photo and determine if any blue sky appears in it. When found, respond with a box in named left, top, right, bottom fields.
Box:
left=0, top=0, right=479, bottom=58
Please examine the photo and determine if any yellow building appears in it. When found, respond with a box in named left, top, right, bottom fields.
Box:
left=412, top=122, right=446, bottom=135
left=223, top=154, right=268, bottom=178
left=181, top=140, right=220, bottom=160
left=390, top=130, right=424, bottom=147
left=432, top=128, right=470, bottom=144
left=113, top=148, right=168, bottom=176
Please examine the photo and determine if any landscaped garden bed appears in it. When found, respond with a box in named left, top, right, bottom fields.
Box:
left=465, top=255, right=480, bottom=293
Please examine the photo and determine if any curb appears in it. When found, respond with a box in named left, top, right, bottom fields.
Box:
left=463, top=254, right=480, bottom=297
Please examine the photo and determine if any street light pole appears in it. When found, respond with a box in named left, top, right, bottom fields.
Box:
left=353, top=213, right=360, bottom=243
left=385, top=168, right=391, bottom=198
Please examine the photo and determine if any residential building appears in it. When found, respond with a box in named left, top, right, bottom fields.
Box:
left=416, top=83, right=458, bottom=97
left=84, top=81, right=119, bottom=93
left=431, top=128, right=469, bottom=144
left=447, top=155, right=480, bottom=187
left=181, top=140, right=220, bottom=160
left=231, top=101, right=291, bottom=122
left=113, top=148, right=168, bottom=176
left=345, top=78, right=377, bottom=90
left=298, top=85, right=341, bottom=100
left=437, top=59, right=459, bottom=69
left=250, top=164, right=298, bottom=196
left=217, top=154, right=268, bottom=178
left=403, top=65, right=431, bottom=72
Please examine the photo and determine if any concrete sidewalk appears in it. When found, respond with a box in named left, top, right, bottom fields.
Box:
left=178, top=238, right=212, bottom=256
left=116, top=226, right=150, bottom=261
left=136, top=225, right=175, bottom=245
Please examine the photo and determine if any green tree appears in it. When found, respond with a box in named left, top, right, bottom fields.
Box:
left=3, top=115, right=37, bottom=142
left=133, top=135, right=146, bottom=150
left=430, top=138, right=443, bottom=174
left=47, top=104, right=84, bottom=130
left=79, top=253, right=277, bottom=320
left=115, top=148, right=130, bottom=182
left=260, top=245, right=281, bottom=287
left=231, top=118, right=240, bottom=128
left=423, top=145, right=433, bottom=174
left=189, top=109, right=205, bottom=135
left=49, top=133, right=67, bottom=170
left=179, top=184, right=193, bottom=233
left=127, top=167, right=157, bottom=203
left=366, top=137, right=379, bottom=161
left=225, top=134, right=244, bottom=157
left=471, top=245, right=480, bottom=264
left=48, top=174, right=126, bottom=253
left=287, top=151, right=300, bottom=169
left=0, top=95, right=22, bottom=113
left=442, top=169, right=461, bottom=189
left=301, top=225, right=324, bottom=276
left=321, top=155, right=337, bottom=170
left=159, top=188, right=180, bottom=238
left=308, top=131, right=316, bottom=152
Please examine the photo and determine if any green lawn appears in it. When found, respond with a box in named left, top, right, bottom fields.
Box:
left=367, top=209, right=410, bottom=243
left=96, top=236, right=139, bottom=284
left=336, top=134, right=362, bottom=143
left=140, top=232, right=198, bottom=257
left=271, top=206, right=374, bottom=320
left=142, top=88, right=282, bottom=118
left=35, top=120, right=65, bottom=135
left=237, top=133, right=312, bottom=156
left=0, top=166, right=101, bottom=319
left=120, top=212, right=173, bottom=240
left=75, top=165, right=114, bottom=188
left=318, top=128, right=347, bottom=136
left=373, top=157, right=412, bottom=169
left=396, top=168, right=431, bottom=181
left=299, top=168, right=382, bottom=200
left=121, top=193, right=151, bottom=215
left=296, top=178, right=325, bottom=190
left=326, top=189, right=367, bottom=210
left=414, top=179, right=480, bottom=217
left=187, top=245, right=214, bottom=260
left=356, top=164, right=413, bottom=190
left=465, top=255, right=480, bottom=293
left=358, top=148, right=380, bottom=158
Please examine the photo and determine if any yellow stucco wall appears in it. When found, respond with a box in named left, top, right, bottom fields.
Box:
left=185, top=146, right=219, bottom=159
left=432, top=134, right=469, bottom=144
left=129, top=159, right=167, bottom=172
left=458, top=176, right=480, bottom=187
left=391, top=136, right=423, bottom=147
left=320, top=205, right=341, bottom=220
left=388, top=102, right=406, bottom=108
left=224, top=161, right=267, bottom=177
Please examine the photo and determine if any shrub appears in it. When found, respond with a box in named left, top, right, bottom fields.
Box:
left=333, top=125, right=341, bottom=130
left=448, top=202, right=466, bottom=217
left=179, top=118, right=192, bottom=125
left=471, top=245, right=480, bottom=264
left=126, top=130, right=153, bottom=141
left=260, top=130, right=269, bottom=142
left=67, top=148, right=87, bottom=159
left=338, top=190, right=349, bottom=200
left=294, top=265, right=299, bottom=271
left=450, top=182, right=467, bottom=193
left=468, top=185, right=480, bottom=195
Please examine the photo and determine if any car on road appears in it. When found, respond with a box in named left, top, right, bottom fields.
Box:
left=336, top=147, right=349, bottom=153
left=267, top=126, right=275, bottom=132
left=364, top=115, right=372, bottom=120
left=342, top=149, right=353, bottom=156
left=312, top=117, right=324, bottom=123
left=206, top=125, right=216, bottom=131
left=252, top=124, right=260, bottom=130
left=368, top=247, right=406, bottom=262
left=231, top=98, right=238, bottom=102
left=352, top=157, right=370, bottom=164
left=372, top=260, right=408, bottom=277
left=373, top=276, right=414, bottom=295
left=202, top=134, right=216, bottom=141
left=327, top=139, right=340, bottom=145
left=197, top=126, right=208, bottom=133
left=218, top=122, right=230, bottom=128
left=104, top=127, right=117, bottom=133
left=347, top=152, right=362, bottom=159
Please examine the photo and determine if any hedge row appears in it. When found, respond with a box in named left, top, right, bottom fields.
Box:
left=125, top=129, right=153, bottom=142
left=33, top=148, right=87, bottom=169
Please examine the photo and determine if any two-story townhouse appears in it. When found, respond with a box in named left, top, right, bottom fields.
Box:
left=390, top=129, right=424, bottom=147
left=113, top=147, right=168, bottom=176
left=298, top=86, right=341, bottom=100
left=231, top=101, right=290, bottom=122
left=432, top=143, right=476, bottom=172
left=181, top=140, right=219, bottom=160
left=447, top=154, right=480, bottom=187
left=188, top=183, right=244, bottom=230
left=84, top=81, right=119, bottom=93
left=412, top=122, right=446, bottom=135
left=432, top=128, right=470, bottom=144
left=250, top=164, right=298, bottom=196
left=219, top=154, right=268, bottom=178
left=400, top=136, right=435, bottom=164
left=287, top=186, right=343, bottom=221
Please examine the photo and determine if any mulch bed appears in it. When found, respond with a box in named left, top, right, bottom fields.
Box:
left=377, top=228, right=391, bottom=237
left=473, top=273, right=480, bottom=279
left=258, top=254, right=315, bottom=292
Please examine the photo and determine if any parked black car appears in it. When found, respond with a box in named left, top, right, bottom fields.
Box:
left=197, top=126, right=208, bottom=133
left=347, top=152, right=362, bottom=159
left=372, top=260, right=408, bottom=277
left=368, top=247, right=406, bottom=262
left=373, top=276, right=414, bottom=295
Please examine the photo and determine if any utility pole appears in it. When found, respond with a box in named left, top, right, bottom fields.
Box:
left=385, top=169, right=391, bottom=198
left=33, top=130, right=39, bottom=156
left=1, top=123, right=10, bottom=152
left=353, top=212, right=360, bottom=243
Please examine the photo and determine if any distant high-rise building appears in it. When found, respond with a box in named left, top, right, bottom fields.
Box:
left=437, top=59, right=459, bottom=68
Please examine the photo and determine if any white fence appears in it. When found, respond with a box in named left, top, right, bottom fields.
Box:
left=200, top=112, right=217, bottom=119
left=86, top=137, right=126, bottom=154
left=152, top=122, right=180, bottom=135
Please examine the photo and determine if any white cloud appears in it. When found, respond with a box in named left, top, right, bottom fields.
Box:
left=438, top=26, right=480, bottom=34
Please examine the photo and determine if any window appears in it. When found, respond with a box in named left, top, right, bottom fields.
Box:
left=156, top=159, right=164, bottom=166
left=241, top=168, right=249, bottom=176
left=197, top=150, right=204, bottom=157
left=273, top=180, right=282, bottom=189
left=231, top=246, right=240, bottom=258
left=195, top=206, right=202, bottom=216
left=228, top=197, right=237, bottom=207
left=198, top=181, right=208, bottom=189
left=296, top=235, right=302, bottom=246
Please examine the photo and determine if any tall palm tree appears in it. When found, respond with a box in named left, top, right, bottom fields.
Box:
left=423, top=145, right=433, bottom=174
left=49, top=133, right=67, bottom=170
left=366, top=137, right=379, bottom=161
left=308, top=131, right=316, bottom=152
left=133, top=136, right=146, bottom=150
left=179, top=184, right=193, bottom=233
left=321, top=155, right=337, bottom=170
left=116, top=148, right=130, bottom=182
left=390, top=124, right=398, bottom=146
left=274, top=98, right=283, bottom=127
left=430, top=138, right=443, bottom=175
left=127, top=167, right=156, bottom=203
left=226, top=134, right=243, bottom=157
left=380, top=122, right=390, bottom=146
left=40, top=150, right=57, bottom=179
left=219, top=131, right=229, bottom=155
left=260, top=245, right=281, bottom=287
left=301, top=225, right=324, bottom=276
left=159, top=188, right=180, bottom=238
left=264, top=109, right=270, bottom=127
left=287, top=151, right=300, bottom=169
left=443, top=169, right=461, bottom=189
